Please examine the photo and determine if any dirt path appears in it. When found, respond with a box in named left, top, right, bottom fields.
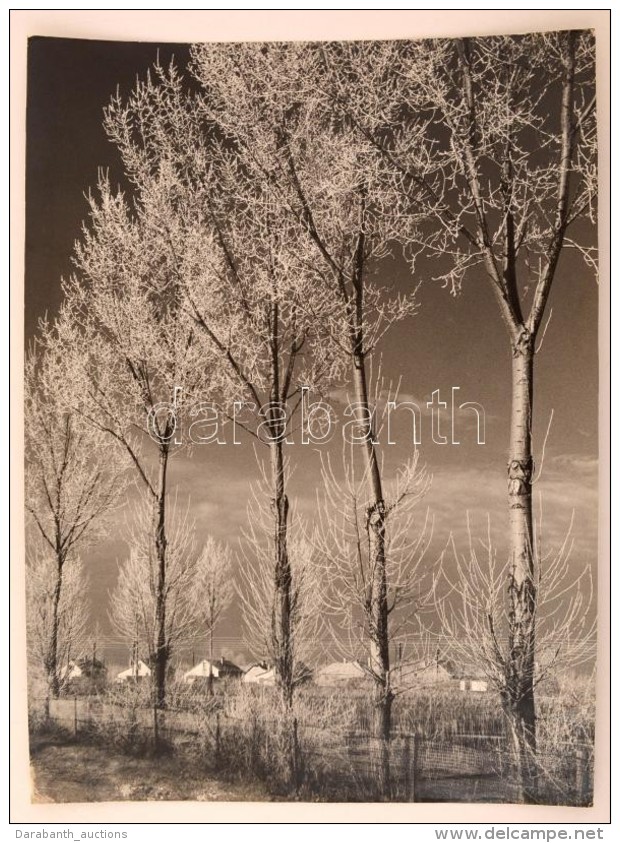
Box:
left=30, top=738, right=269, bottom=803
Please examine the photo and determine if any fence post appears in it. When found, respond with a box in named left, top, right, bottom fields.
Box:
left=44, top=696, right=50, bottom=722
left=73, top=696, right=78, bottom=738
left=153, top=702, right=159, bottom=752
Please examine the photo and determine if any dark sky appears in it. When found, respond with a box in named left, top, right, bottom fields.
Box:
left=24, top=36, right=599, bottom=665
left=25, top=37, right=191, bottom=340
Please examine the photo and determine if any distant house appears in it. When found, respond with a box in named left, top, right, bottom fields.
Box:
left=256, top=667, right=276, bottom=685
left=61, top=658, right=107, bottom=685
left=460, top=678, right=489, bottom=693
left=243, top=663, right=311, bottom=687
left=457, top=663, right=489, bottom=692
left=116, top=660, right=151, bottom=682
left=60, top=660, right=83, bottom=680
left=243, top=663, right=273, bottom=685
left=315, top=660, right=367, bottom=687
left=183, top=658, right=243, bottom=684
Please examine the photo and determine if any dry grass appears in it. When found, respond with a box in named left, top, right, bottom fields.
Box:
left=30, top=732, right=269, bottom=803
left=27, top=672, right=595, bottom=804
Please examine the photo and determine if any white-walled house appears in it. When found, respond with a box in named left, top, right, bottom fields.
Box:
left=459, top=678, right=489, bottom=693
left=116, top=660, right=151, bottom=682
left=243, top=664, right=274, bottom=685
left=456, top=660, right=490, bottom=692
left=183, top=658, right=243, bottom=684
left=60, top=660, right=83, bottom=680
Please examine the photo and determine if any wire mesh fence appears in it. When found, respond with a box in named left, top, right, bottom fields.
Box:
left=32, top=696, right=594, bottom=805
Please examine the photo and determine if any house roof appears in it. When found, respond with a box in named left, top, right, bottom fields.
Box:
left=184, top=658, right=242, bottom=679
left=243, top=664, right=275, bottom=683
left=184, top=659, right=220, bottom=678
left=216, top=658, right=243, bottom=673
left=117, top=660, right=151, bottom=678
left=244, top=664, right=268, bottom=676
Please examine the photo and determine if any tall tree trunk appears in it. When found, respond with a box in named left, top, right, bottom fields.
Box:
left=207, top=625, right=214, bottom=697
left=132, top=631, right=139, bottom=680
left=505, top=332, right=537, bottom=801
left=153, top=445, right=169, bottom=709
left=46, top=563, right=63, bottom=699
left=270, top=435, right=301, bottom=791
left=271, top=437, right=293, bottom=708
left=352, top=354, right=393, bottom=798
left=455, top=28, right=580, bottom=805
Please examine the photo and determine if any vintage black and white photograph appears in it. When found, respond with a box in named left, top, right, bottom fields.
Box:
left=19, top=12, right=605, bottom=810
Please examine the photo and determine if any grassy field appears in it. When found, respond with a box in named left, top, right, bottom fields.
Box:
left=30, top=731, right=269, bottom=803
left=27, top=675, right=595, bottom=805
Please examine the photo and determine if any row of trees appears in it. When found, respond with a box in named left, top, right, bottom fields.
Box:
left=25, top=31, right=597, bottom=801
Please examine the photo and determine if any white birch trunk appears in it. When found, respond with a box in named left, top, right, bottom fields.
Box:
left=352, top=355, right=392, bottom=798
left=505, top=334, right=537, bottom=800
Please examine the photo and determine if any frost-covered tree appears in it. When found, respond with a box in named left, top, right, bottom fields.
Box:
left=192, top=536, right=234, bottom=695
left=101, top=56, right=335, bottom=713
left=109, top=492, right=199, bottom=677
left=318, top=31, right=597, bottom=798
left=237, top=471, right=324, bottom=695
left=61, top=165, right=210, bottom=708
left=26, top=541, right=89, bottom=699
left=25, top=328, right=122, bottom=697
left=188, top=42, right=427, bottom=793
